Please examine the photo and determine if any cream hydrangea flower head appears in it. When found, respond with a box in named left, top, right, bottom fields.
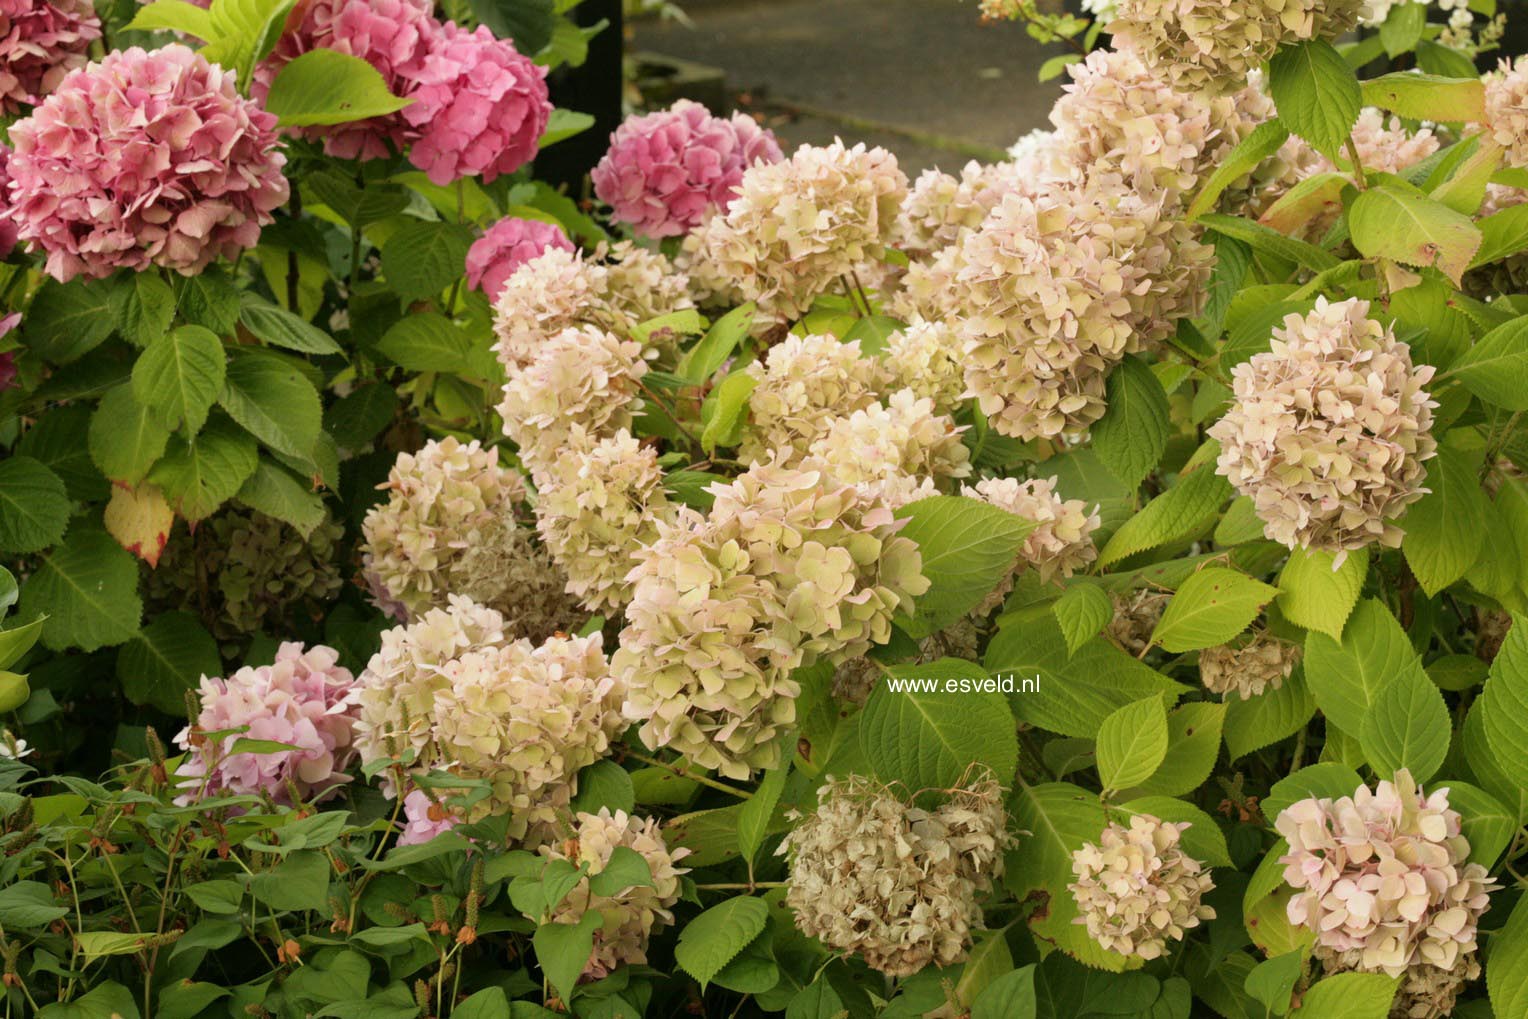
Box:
left=1199, top=631, right=1302, bottom=700
left=1276, top=770, right=1497, bottom=980
left=354, top=596, right=627, bottom=843
left=804, top=388, right=972, bottom=509
left=1109, top=0, right=1365, bottom=95
left=538, top=809, right=690, bottom=979
left=598, top=239, right=696, bottom=355
left=883, top=317, right=969, bottom=416
left=962, top=476, right=1101, bottom=613
left=695, top=139, right=908, bottom=321
left=778, top=773, right=1010, bottom=976
left=614, top=460, right=928, bottom=778
left=897, top=160, right=1026, bottom=255
left=1208, top=297, right=1438, bottom=557
left=1069, top=814, right=1216, bottom=960
left=499, top=324, right=649, bottom=479
left=740, top=333, right=888, bottom=465
left=1484, top=56, right=1528, bottom=170
left=534, top=427, right=677, bottom=613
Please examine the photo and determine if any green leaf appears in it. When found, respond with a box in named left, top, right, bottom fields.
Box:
left=539, top=108, right=595, bottom=148
left=1489, top=893, right=1528, bottom=1019
left=1401, top=445, right=1487, bottom=595
left=1294, top=972, right=1396, bottom=1018
left=1053, top=584, right=1112, bottom=656
left=177, top=268, right=243, bottom=335
left=894, top=495, right=1035, bottom=637
left=971, top=965, right=1036, bottom=1019
left=1093, top=355, right=1168, bottom=489
left=1450, top=313, right=1528, bottom=411
left=787, top=981, right=847, bottom=1019
left=149, top=419, right=260, bottom=523
left=1188, top=121, right=1290, bottom=221
left=570, top=759, right=636, bottom=816
left=452, top=989, right=510, bottom=1019
left=133, top=325, right=227, bottom=434
left=1125, top=701, right=1226, bottom=798
left=325, top=383, right=399, bottom=451
left=1225, top=669, right=1317, bottom=759
left=1361, top=72, right=1485, bottom=123
left=112, top=272, right=176, bottom=347
left=1358, top=659, right=1450, bottom=781
left=89, top=385, right=171, bottom=485
left=200, top=0, right=296, bottom=88
left=1480, top=616, right=1528, bottom=794
left=1348, top=185, right=1483, bottom=286
left=736, top=757, right=788, bottom=872
left=1305, top=600, right=1426, bottom=738
left=0, top=617, right=43, bottom=672
left=380, top=221, right=473, bottom=303
left=374, top=311, right=473, bottom=374
left=861, top=659, right=1019, bottom=790
left=700, top=372, right=757, bottom=454
left=21, top=279, right=117, bottom=364
left=1471, top=201, right=1528, bottom=268
left=0, top=457, right=69, bottom=555
left=219, top=350, right=323, bottom=460
left=674, top=896, right=769, bottom=991
left=248, top=851, right=329, bottom=912
left=118, top=611, right=220, bottom=715
left=1378, top=2, right=1427, bottom=56
left=1096, top=695, right=1168, bottom=791
left=1099, top=461, right=1231, bottom=566
left=263, top=49, right=411, bottom=127
left=1149, top=568, right=1278, bottom=653
left=239, top=297, right=342, bottom=356
left=1245, top=949, right=1305, bottom=1016
left=20, top=527, right=142, bottom=652
left=1268, top=39, right=1361, bottom=160
left=0, top=881, right=68, bottom=928
left=469, top=0, right=554, bottom=54
left=1196, top=215, right=1338, bottom=273
left=1277, top=547, right=1367, bottom=640
left=236, top=460, right=325, bottom=537
left=677, top=302, right=755, bottom=384
left=125, top=0, right=215, bottom=37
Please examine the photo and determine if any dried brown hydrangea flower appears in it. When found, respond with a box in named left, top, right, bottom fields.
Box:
left=1199, top=631, right=1302, bottom=700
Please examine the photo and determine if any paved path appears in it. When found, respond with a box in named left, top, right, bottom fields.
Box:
left=632, top=0, right=1066, bottom=173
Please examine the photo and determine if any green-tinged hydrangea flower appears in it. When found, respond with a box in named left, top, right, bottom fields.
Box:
left=538, top=809, right=690, bottom=979
left=1069, top=814, right=1216, bottom=960
left=804, top=388, right=971, bottom=508
left=962, top=476, right=1100, bottom=613
left=740, top=333, right=888, bottom=466
left=898, top=160, right=1024, bottom=255
left=614, top=460, right=928, bottom=778
left=778, top=774, right=1010, bottom=976
left=354, top=596, right=626, bottom=844
left=883, top=317, right=969, bottom=416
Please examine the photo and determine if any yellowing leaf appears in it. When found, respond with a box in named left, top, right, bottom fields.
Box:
left=104, top=483, right=175, bottom=568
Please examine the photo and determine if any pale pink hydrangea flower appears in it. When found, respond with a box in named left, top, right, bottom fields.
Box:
left=0, top=145, right=17, bottom=259
left=398, top=788, right=461, bottom=846
left=402, top=22, right=551, bottom=186
left=592, top=99, right=783, bottom=239
left=466, top=216, right=575, bottom=301
left=0, top=0, right=99, bottom=114
left=1069, top=814, right=1216, bottom=960
left=174, top=643, right=361, bottom=805
left=963, top=476, right=1100, bottom=612
left=8, top=45, right=290, bottom=281
left=254, top=0, right=438, bottom=160
left=898, top=160, right=1028, bottom=255
left=1484, top=56, right=1528, bottom=170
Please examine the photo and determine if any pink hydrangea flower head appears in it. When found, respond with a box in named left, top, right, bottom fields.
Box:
left=7, top=44, right=290, bottom=282
left=466, top=215, right=575, bottom=300
left=398, top=788, right=461, bottom=845
left=403, top=22, right=550, bottom=186
left=0, top=0, right=100, bottom=114
left=0, top=144, right=18, bottom=259
left=253, top=0, right=439, bottom=160
left=592, top=100, right=783, bottom=239
left=173, top=643, right=361, bottom=805
left=0, top=312, right=20, bottom=392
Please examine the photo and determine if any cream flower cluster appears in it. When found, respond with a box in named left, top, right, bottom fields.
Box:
left=354, top=597, right=626, bottom=842
left=804, top=388, right=972, bottom=509
left=778, top=774, right=1010, bottom=977
left=740, top=333, right=888, bottom=466
left=1485, top=57, right=1528, bottom=171
left=614, top=460, right=928, bottom=778
left=539, top=809, right=690, bottom=979
left=1069, top=814, right=1216, bottom=960
left=963, top=477, right=1100, bottom=612
left=883, top=317, right=969, bottom=415
left=692, top=140, right=908, bottom=321
left=897, top=160, right=1025, bottom=255
left=1199, top=632, right=1302, bottom=700
left=1276, top=770, right=1496, bottom=980
left=1209, top=297, right=1437, bottom=557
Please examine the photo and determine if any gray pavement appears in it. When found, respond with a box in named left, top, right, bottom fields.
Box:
left=631, top=0, right=1067, bottom=174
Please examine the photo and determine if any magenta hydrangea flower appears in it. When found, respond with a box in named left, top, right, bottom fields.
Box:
left=173, top=643, right=361, bottom=805
left=466, top=215, right=575, bottom=300
left=254, top=0, right=439, bottom=160
left=402, top=22, right=550, bottom=186
left=398, top=788, right=461, bottom=845
left=591, top=100, right=783, bottom=239
left=7, top=44, right=290, bottom=282
left=0, top=0, right=100, bottom=114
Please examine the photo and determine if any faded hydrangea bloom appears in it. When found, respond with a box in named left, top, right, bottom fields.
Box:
left=174, top=643, right=360, bottom=805
left=592, top=99, right=783, bottom=239
left=695, top=140, right=908, bottom=321
left=0, top=0, right=99, bottom=114
left=804, top=389, right=972, bottom=509
left=466, top=216, right=575, bottom=302
left=398, top=788, right=460, bottom=846
left=499, top=324, right=649, bottom=479
left=779, top=774, right=1010, bottom=976
left=883, top=317, right=968, bottom=416
left=1108, top=588, right=1171, bottom=655
left=1069, top=814, right=1216, bottom=960
left=740, top=333, right=888, bottom=465
left=1109, top=0, right=1365, bottom=95
left=1199, top=632, right=1302, bottom=700
left=1484, top=56, right=1528, bottom=174
left=1276, top=770, right=1496, bottom=983
left=963, top=477, right=1100, bottom=613
left=539, top=809, right=690, bottom=979
left=598, top=239, right=696, bottom=351
left=614, top=461, right=928, bottom=778
left=535, top=427, right=678, bottom=613
left=1208, top=297, right=1438, bottom=557
left=355, top=597, right=626, bottom=843
left=897, top=160, right=1024, bottom=255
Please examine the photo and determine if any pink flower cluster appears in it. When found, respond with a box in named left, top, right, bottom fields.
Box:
left=592, top=100, right=783, bottom=239
left=0, top=0, right=100, bottom=114
left=398, top=788, right=460, bottom=845
left=466, top=215, right=575, bottom=301
left=6, top=45, right=290, bottom=281
left=174, top=643, right=361, bottom=806
left=0, top=145, right=15, bottom=260
left=258, top=1, right=550, bottom=185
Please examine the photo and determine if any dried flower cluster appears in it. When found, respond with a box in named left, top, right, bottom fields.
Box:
left=1209, top=297, right=1437, bottom=557
left=1199, top=632, right=1302, bottom=700
left=1108, top=588, right=1172, bottom=655
left=779, top=775, right=1010, bottom=976
left=1069, top=814, right=1216, bottom=959
left=963, top=476, right=1100, bottom=612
